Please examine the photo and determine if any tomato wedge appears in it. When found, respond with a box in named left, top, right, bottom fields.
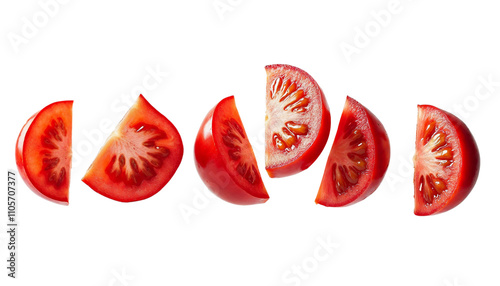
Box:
left=194, top=96, right=268, bottom=205
left=265, top=64, right=331, bottom=178
left=16, top=101, right=73, bottom=205
left=414, top=105, right=480, bottom=216
left=82, top=95, right=183, bottom=202
left=316, top=96, right=390, bottom=207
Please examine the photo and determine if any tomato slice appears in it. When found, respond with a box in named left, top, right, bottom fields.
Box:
left=414, top=105, right=480, bottom=216
left=82, top=95, right=183, bottom=202
left=194, top=96, right=268, bottom=205
left=265, top=64, right=331, bottom=178
left=16, top=101, right=73, bottom=205
left=316, top=96, right=390, bottom=207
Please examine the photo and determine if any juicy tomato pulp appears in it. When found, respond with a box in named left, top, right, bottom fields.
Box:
left=16, top=101, right=73, bottom=204
left=194, top=96, right=268, bottom=205
left=414, top=105, right=480, bottom=215
left=316, top=97, right=390, bottom=207
left=82, top=95, right=183, bottom=202
left=265, top=64, right=331, bottom=178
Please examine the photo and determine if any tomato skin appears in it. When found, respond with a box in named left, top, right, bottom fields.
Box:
left=414, top=105, right=480, bottom=216
left=194, top=96, right=269, bottom=205
left=316, top=96, right=390, bottom=207
left=15, top=101, right=73, bottom=205
left=16, top=114, right=40, bottom=198
left=265, top=64, right=331, bottom=178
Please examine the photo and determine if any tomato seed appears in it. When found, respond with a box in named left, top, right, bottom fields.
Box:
left=430, top=132, right=446, bottom=151
left=285, top=121, right=308, bottom=136
left=435, top=147, right=453, bottom=161
left=48, top=171, right=57, bottom=183
left=41, top=136, right=58, bottom=149
left=283, top=90, right=306, bottom=111
left=270, top=77, right=283, bottom=99
left=278, top=79, right=293, bottom=102
left=42, top=157, right=60, bottom=170
left=423, top=122, right=436, bottom=145
left=281, top=127, right=297, bottom=145
left=289, top=96, right=309, bottom=113
left=57, top=168, right=66, bottom=187
left=129, top=158, right=139, bottom=173
left=273, top=134, right=287, bottom=151
left=346, top=166, right=359, bottom=184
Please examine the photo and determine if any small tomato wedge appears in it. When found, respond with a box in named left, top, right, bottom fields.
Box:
left=82, top=95, right=183, bottom=202
left=414, top=105, right=480, bottom=216
left=16, top=100, right=73, bottom=205
left=316, top=96, right=390, bottom=207
left=194, top=96, right=268, bottom=205
left=265, top=64, right=331, bottom=178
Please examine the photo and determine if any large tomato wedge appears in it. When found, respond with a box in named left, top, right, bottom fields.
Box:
left=265, top=64, right=331, bottom=178
left=194, top=96, right=268, bottom=205
left=316, top=96, right=390, bottom=207
left=16, top=101, right=73, bottom=205
left=414, top=105, right=480, bottom=216
left=82, top=95, right=183, bottom=202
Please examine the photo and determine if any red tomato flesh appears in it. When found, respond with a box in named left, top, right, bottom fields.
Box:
left=16, top=101, right=73, bottom=204
left=265, top=64, right=331, bottom=178
left=82, top=95, right=183, bottom=202
left=414, top=105, right=480, bottom=216
left=194, top=96, right=268, bottom=205
left=316, top=96, right=390, bottom=207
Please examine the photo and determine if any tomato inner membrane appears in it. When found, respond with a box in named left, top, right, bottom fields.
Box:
left=40, top=117, right=69, bottom=188
left=417, top=121, right=454, bottom=204
left=268, top=76, right=310, bottom=153
left=105, top=123, right=170, bottom=186
left=331, top=120, right=368, bottom=195
left=221, top=118, right=259, bottom=185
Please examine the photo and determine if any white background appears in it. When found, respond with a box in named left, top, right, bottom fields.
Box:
left=1, top=1, right=499, bottom=285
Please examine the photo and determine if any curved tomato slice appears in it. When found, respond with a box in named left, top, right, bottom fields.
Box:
left=316, top=96, right=390, bottom=207
left=414, top=105, right=480, bottom=216
left=82, top=95, right=183, bottom=202
left=194, top=96, right=268, bottom=205
left=265, top=64, right=331, bottom=178
left=16, top=101, right=73, bottom=205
